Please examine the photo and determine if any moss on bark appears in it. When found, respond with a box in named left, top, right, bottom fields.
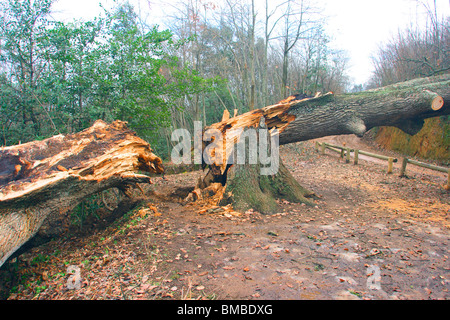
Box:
left=222, top=160, right=315, bottom=214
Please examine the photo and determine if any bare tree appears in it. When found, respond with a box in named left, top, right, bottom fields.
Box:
left=262, top=0, right=287, bottom=105
left=277, top=0, right=310, bottom=98
left=370, top=0, right=449, bottom=87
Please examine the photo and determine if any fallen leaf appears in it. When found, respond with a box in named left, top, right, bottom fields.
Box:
left=140, top=284, right=158, bottom=291
left=223, top=266, right=235, bottom=270
left=243, top=267, right=250, bottom=272
left=196, top=285, right=205, bottom=291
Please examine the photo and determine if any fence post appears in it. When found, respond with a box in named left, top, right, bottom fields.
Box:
left=387, top=157, right=394, bottom=174
left=321, top=142, right=325, bottom=155
left=346, top=148, right=351, bottom=163
left=447, top=169, right=450, bottom=188
left=315, top=141, right=319, bottom=152
left=400, top=158, right=408, bottom=177
left=354, top=149, right=359, bottom=165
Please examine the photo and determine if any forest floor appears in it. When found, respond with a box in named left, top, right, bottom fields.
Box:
left=1, top=135, right=449, bottom=300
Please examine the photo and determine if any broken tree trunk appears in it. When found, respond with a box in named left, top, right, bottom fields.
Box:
left=0, top=120, right=163, bottom=267
left=193, top=74, right=450, bottom=213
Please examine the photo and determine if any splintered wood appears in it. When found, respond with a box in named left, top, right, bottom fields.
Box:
left=207, top=93, right=320, bottom=134
left=187, top=94, right=325, bottom=215
left=203, top=93, right=330, bottom=175
left=185, top=182, right=240, bottom=216
left=0, top=120, right=164, bottom=267
left=0, top=119, right=164, bottom=201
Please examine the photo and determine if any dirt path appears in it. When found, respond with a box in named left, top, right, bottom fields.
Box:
left=1, top=137, right=449, bottom=300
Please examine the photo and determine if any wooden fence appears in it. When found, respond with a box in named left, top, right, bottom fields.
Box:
left=315, top=141, right=449, bottom=187
left=400, top=158, right=450, bottom=187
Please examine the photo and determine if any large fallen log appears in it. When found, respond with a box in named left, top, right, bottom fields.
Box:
left=0, top=120, right=163, bottom=267
left=193, top=74, right=450, bottom=213
left=208, top=74, right=449, bottom=146
left=1, top=75, right=448, bottom=267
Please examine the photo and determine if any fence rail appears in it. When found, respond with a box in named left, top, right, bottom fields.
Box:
left=315, top=141, right=449, bottom=187
left=400, top=158, right=450, bottom=187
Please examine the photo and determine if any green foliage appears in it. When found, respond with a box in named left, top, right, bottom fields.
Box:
left=70, top=193, right=102, bottom=228
left=0, top=0, right=347, bottom=155
left=0, top=0, right=218, bottom=150
left=0, top=0, right=54, bottom=144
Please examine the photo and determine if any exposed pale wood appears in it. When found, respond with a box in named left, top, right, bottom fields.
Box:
left=0, top=120, right=164, bottom=267
left=388, top=157, right=394, bottom=174
left=193, top=75, right=449, bottom=213
left=432, top=96, right=444, bottom=110
left=222, top=109, right=230, bottom=122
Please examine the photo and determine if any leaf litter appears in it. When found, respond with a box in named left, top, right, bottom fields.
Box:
left=1, top=137, right=449, bottom=300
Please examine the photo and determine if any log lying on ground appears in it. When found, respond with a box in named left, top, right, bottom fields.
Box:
left=0, top=120, right=164, bottom=267
left=193, top=74, right=450, bottom=213
left=279, top=75, right=449, bottom=144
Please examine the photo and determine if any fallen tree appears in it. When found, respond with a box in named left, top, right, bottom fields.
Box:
left=1, top=75, right=449, bottom=268
left=192, top=74, right=450, bottom=213
left=0, top=120, right=164, bottom=267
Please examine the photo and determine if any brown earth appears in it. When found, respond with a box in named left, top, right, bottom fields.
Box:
left=1, top=136, right=449, bottom=300
left=373, top=117, right=449, bottom=162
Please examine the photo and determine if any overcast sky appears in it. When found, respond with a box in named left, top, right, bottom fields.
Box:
left=50, top=0, right=450, bottom=85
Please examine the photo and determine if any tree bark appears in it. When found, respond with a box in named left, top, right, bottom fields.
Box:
left=0, top=120, right=163, bottom=267
left=2, top=75, right=449, bottom=266
left=193, top=74, right=450, bottom=213
left=279, top=75, right=449, bottom=144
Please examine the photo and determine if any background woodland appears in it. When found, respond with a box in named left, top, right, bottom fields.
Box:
left=0, top=0, right=448, bottom=159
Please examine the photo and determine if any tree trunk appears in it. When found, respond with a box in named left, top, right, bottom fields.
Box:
left=222, top=158, right=315, bottom=214
left=279, top=75, right=449, bottom=144
left=1, top=75, right=449, bottom=267
left=192, top=74, right=450, bottom=213
left=0, top=120, right=163, bottom=267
